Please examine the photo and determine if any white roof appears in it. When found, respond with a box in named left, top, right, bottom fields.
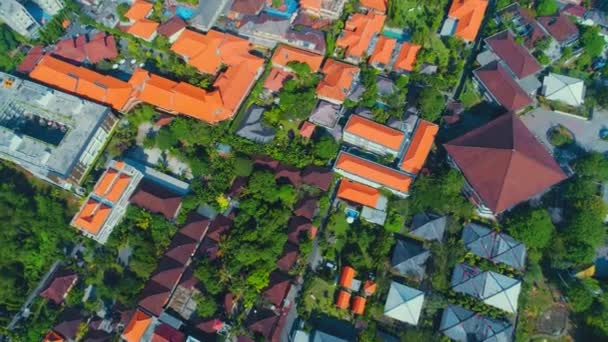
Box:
left=383, top=281, right=425, bottom=325
left=542, top=73, right=585, bottom=107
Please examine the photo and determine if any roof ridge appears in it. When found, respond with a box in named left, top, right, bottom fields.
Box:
left=494, top=146, right=516, bottom=212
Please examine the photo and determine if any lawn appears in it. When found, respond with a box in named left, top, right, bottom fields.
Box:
left=301, top=277, right=351, bottom=321
left=459, top=80, right=482, bottom=109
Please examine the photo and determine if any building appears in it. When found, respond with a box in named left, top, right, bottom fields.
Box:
left=123, top=0, right=158, bottom=41
left=542, top=73, right=586, bottom=107
left=337, top=179, right=388, bottom=210
left=39, top=270, right=78, bottom=305
left=451, top=264, right=521, bottom=314
left=409, top=213, right=446, bottom=241
left=485, top=30, right=541, bottom=80
left=228, top=0, right=265, bottom=20
left=343, top=115, right=406, bottom=156
left=284, top=27, right=327, bottom=55
left=392, top=43, right=422, bottom=74
left=0, top=71, right=118, bottom=189
left=0, top=0, right=41, bottom=38
left=369, top=36, right=397, bottom=70
left=383, top=281, right=424, bottom=325
left=399, top=119, right=438, bottom=175
left=441, top=0, right=488, bottom=42
left=444, top=113, right=567, bottom=216
left=122, top=309, right=154, bottom=342
left=309, top=100, right=341, bottom=128
left=239, top=13, right=290, bottom=48
left=236, top=105, right=276, bottom=143
left=337, top=11, right=386, bottom=63
left=473, top=61, right=533, bottom=112
left=333, top=152, right=412, bottom=197
left=191, top=0, right=230, bottom=32
left=316, top=59, right=360, bottom=104
left=130, top=179, right=183, bottom=220
left=359, top=0, right=387, bottom=14
left=53, top=32, right=118, bottom=64
left=71, top=160, right=143, bottom=243
left=462, top=223, right=527, bottom=270
left=439, top=305, right=513, bottom=342
left=538, top=13, right=580, bottom=47
left=391, top=239, right=430, bottom=280
left=36, top=0, right=64, bottom=15
left=271, top=44, right=325, bottom=72
left=157, top=16, right=187, bottom=43
left=299, top=0, right=347, bottom=20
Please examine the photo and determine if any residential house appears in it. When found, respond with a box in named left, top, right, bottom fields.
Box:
left=239, top=13, right=290, bottom=48
left=157, top=16, right=187, bottom=43
left=392, top=42, right=422, bottom=74
left=338, top=266, right=356, bottom=288
left=352, top=296, right=366, bottom=315
left=53, top=32, right=118, bottom=64
left=316, top=59, right=360, bottom=104
left=439, top=305, right=513, bottom=342
left=300, top=165, right=333, bottom=191
left=245, top=308, right=284, bottom=342
left=287, top=216, right=313, bottom=245
left=333, top=151, right=412, bottom=197
left=538, top=13, right=580, bottom=47
left=409, top=213, right=447, bottom=241
left=130, top=179, right=183, bottom=220
left=343, top=115, right=405, bottom=156
left=399, top=120, right=438, bottom=175
left=277, top=243, right=299, bottom=272
left=123, top=0, right=158, bottom=41
left=336, top=289, right=351, bottom=309
left=337, top=11, right=386, bottom=63
left=50, top=309, right=85, bottom=342
left=39, top=270, right=78, bottom=305
left=359, top=0, right=387, bottom=14
left=0, top=71, right=118, bottom=190
left=71, top=161, right=143, bottom=243
left=228, top=0, right=265, bottom=20
left=498, top=3, right=548, bottom=50
left=285, top=27, right=327, bottom=55
left=441, top=0, right=488, bottom=42
left=391, top=239, right=430, bottom=280
left=369, top=36, right=397, bottom=70
left=299, top=121, right=316, bottom=139
left=262, top=271, right=292, bottom=308
left=451, top=264, right=521, bottom=314
left=309, top=100, right=341, bottom=128
left=190, top=0, right=231, bottom=32
left=0, top=0, right=41, bottom=38
left=271, top=44, right=325, bottom=72
left=542, top=72, right=586, bottom=107
left=235, top=105, right=276, bottom=143
left=153, top=324, right=185, bottom=341
left=263, top=67, right=293, bottom=93
left=462, top=223, right=527, bottom=270
left=122, top=309, right=154, bottom=342
left=337, top=179, right=388, bottom=210
left=383, top=281, right=424, bottom=325
left=299, top=0, right=347, bottom=20
left=444, top=113, right=567, bottom=217
left=473, top=61, right=533, bottom=112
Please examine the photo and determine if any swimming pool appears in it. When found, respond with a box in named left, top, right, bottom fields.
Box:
left=263, top=0, right=298, bottom=18
left=383, top=28, right=411, bottom=42
left=175, top=5, right=195, bottom=20
left=24, top=1, right=50, bottom=24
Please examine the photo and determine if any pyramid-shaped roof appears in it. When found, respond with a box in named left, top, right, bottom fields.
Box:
left=462, top=223, right=527, bottom=270
left=383, top=281, right=424, bottom=325
left=410, top=213, right=447, bottom=241
left=391, top=239, right=430, bottom=279
left=444, top=113, right=567, bottom=214
left=542, top=73, right=585, bottom=107
left=440, top=305, right=513, bottom=342
left=451, top=264, right=521, bottom=314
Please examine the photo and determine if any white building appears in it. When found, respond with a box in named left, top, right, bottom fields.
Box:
left=0, top=0, right=40, bottom=38
left=542, top=73, right=586, bottom=107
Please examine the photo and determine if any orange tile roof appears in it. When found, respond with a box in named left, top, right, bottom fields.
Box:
left=337, top=12, right=385, bottom=59
left=214, top=60, right=263, bottom=113
left=400, top=120, right=438, bottom=174
left=271, top=44, right=324, bottom=72
left=344, top=115, right=405, bottom=151
left=125, top=0, right=153, bottom=21
left=360, top=0, right=387, bottom=13
left=335, top=152, right=412, bottom=193
left=300, top=0, right=322, bottom=11
left=300, top=121, right=316, bottom=138
left=351, top=296, right=366, bottom=314
left=126, top=19, right=159, bottom=40
left=448, top=0, right=489, bottom=42
left=29, top=55, right=133, bottom=110
left=122, top=309, right=153, bottom=342
left=363, top=280, right=377, bottom=296
left=316, top=59, right=359, bottom=103
left=336, top=290, right=351, bottom=309
left=93, top=168, right=118, bottom=198
left=263, top=67, right=292, bottom=92
left=338, top=266, right=356, bottom=288
left=43, top=331, right=64, bottom=342
left=337, top=179, right=381, bottom=208
left=106, top=174, right=132, bottom=203
left=369, top=36, right=397, bottom=67
left=73, top=199, right=111, bottom=235
left=393, top=43, right=421, bottom=72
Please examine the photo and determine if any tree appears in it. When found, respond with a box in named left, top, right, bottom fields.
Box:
left=580, top=26, right=606, bottom=58
left=575, top=152, right=608, bottom=180
left=505, top=207, right=555, bottom=250
left=312, top=136, right=339, bottom=162
left=195, top=260, right=224, bottom=295
left=418, top=87, right=445, bottom=122
left=536, top=0, right=558, bottom=16
left=566, top=281, right=594, bottom=312
left=195, top=293, right=218, bottom=318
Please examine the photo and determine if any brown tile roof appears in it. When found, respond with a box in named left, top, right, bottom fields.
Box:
left=277, top=243, right=299, bottom=272
left=17, top=45, right=44, bottom=74
left=538, top=14, right=579, bottom=44
left=288, top=216, right=312, bottom=245
left=152, top=323, right=185, bottom=342
left=230, top=0, right=265, bottom=15
left=275, top=164, right=302, bottom=185
left=254, top=155, right=280, bottom=170
left=485, top=30, right=541, bottom=79
left=444, top=113, right=567, bottom=214
left=228, top=176, right=249, bottom=198
left=137, top=281, right=172, bottom=316
left=301, top=166, right=333, bottom=191
left=246, top=309, right=280, bottom=341
left=294, top=197, right=318, bottom=219
left=40, top=270, right=78, bottom=305
left=262, top=271, right=292, bottom=307
left=207, top=214, right=232, bottom=241
left=53, top=309, right=83, bottom=341
left=164, top=235, right=198, bottom=265
left=130, top=180, right=182, bottom=219
left=473, top=62, right=533, bottom=112
left=178, top=212, right=209, bottom=242
left=157, top=16, right=186, bottom=38
left=150, top=256, right=185, bottom=288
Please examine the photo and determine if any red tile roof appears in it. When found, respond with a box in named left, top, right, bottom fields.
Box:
left=263, top=67, right=292, bottom=92
left=122, top=309, right=153, bottom=342
left=344, top=115, right=405, bottom=151
left=137, top=281, right=172, bottom=316
left=125, top=0, right=153, bottom=21
left=262, top=271, right=292, bottom=307
left=473, top=62, right=533, bottom=112
left=288, top=216, right=312, bottom=245
left=369, top=36, right=397, bottom=67
left=129, top=180, right=182, bottom=219
left=485, top=30, right=541, bottom=79
left=43, top=331, right=64, bottom=342
left=444, top=113, right=567, bottom=214
left=17, top=45, right=44, bottom=74
left=40, top=270, right=78, bottom=305
left=360, top=0, right=387, bottom=13
left=316, top=59, right=360, bottom=103
left=277, top=243, right=299, bottom=272
left=157, top=16, right=186, bottom=38
left=294, top=197, right=318, bottom=219
left=335, top=152, right=412, bottom=193
left=299, top=121, right=316, bottom=138
left=363, top=280, right=377, bottom=296
left=271, top=44, right=325, bottom=72
left=538, top=14, right=579, bottom=44
left=338, top=266, right=356, bottom=288
left=152, top=323, right=185, bottom=342
left=230, top=0, right=265, bottom=15
left=301, top=166, right=333, bottom=191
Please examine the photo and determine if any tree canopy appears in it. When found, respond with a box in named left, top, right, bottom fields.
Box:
left=580, top=26, right=606, bottom=59
left=505, top=207, right=555, bottom=250
left=418, top=87, right=445, bottom=122
left=536, top=0, right=558, bottom=16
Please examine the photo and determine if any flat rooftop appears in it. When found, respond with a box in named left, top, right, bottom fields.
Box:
left=0, top=71, right=111, bottom=179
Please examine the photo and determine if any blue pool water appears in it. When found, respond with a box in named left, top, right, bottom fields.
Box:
left=264, top=0, right=298, bottom=18
left=24, top=2, right=50, bottom=23
left=345, top=208, right=359, bottom=219
left=175, top=5, right=195, bottom=20
left=383, top=29, right=411, bottom=42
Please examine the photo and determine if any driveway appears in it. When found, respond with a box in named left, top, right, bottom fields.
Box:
left=521, top=108, right=608, bottom=154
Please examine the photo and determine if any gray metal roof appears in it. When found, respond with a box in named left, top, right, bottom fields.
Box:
left=440, top=305, right=513, bottom=342
left=451, top=264, right=522, bottom=314
left=383, top=281, right=424, bottom=325
left=311, top=330, right=350, bottom=342
left=462, top=223, right=527, bottom=270
left=391, top=239, right=430, bottom=279
left=191, top=0, right=230, bottom=31
left=236, top=105, right=276, bottom=143
left=409, top=213, right=446, bottom=241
